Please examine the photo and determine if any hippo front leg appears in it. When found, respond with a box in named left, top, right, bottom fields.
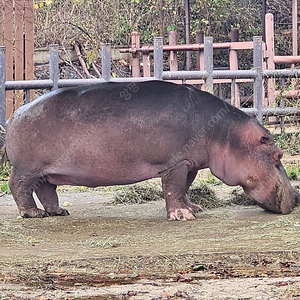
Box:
left=183, top=170, right=204, bottom=213
left=9, top=168, right=49, bottom=218
left=35, top=181, right=69, bottom=217
left=161, top=161, right=202, bottom=221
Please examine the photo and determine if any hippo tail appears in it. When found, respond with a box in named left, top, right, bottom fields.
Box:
left=1, top=145, right=9, bottom=166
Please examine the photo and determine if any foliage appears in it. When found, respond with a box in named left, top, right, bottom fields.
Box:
left=0, top=163, right=11, bottom=194
left=200, top=172, right=223, bottom=186
left=0, top=182, right=10, bottom=195
left=33, top=0, right=297, bottom=52
left=0, top=163, right=11, bottom=181
left=274, top=132, right=300, bottom=156
left=285, top=165, right=300, bottom=181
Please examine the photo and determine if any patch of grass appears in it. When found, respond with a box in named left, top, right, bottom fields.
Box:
left=187, top=182, right=223, bottom=209
left=0, top=163, right=10, bottom=181
left=113, top=183, right=163, bottom=205
left=230, top=189, right=256, bottom=206
left=200, top=172, right=223, bottom=186
left=285, top=165, right=300, bottom=181
left=113, top=181, right=224, bottom=210
left=274, top=132, right=300, bottom=156
left=0, top=182, right=10, bottom=195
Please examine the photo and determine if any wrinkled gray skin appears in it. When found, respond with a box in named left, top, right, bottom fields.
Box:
left=5, top=81, right=299, bottom=220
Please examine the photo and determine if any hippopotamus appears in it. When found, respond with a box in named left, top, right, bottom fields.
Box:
left=3, top=81, right=299, bottom=220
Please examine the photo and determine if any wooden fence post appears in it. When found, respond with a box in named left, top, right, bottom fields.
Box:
left=4, top=0, right=13, bottom=119
left=265, top=13, right=275, bottom=107
left=131, top=31, right=140, bottom=77
left=196, top=30, right=204, bottom=71
left=15, top=0, right=25, bottom=109
left=25, top=0, right=34, bottom=99
left=229, top=28, right=240, bottom=107
left=142, top=51, right=150, bottom=77
left=2, top=0, right=34, bottom=119
left=169, top=31, right=178, bottom=71
left=0, top=46, right=6, bottom=128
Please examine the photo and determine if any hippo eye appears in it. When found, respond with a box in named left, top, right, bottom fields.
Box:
left=260, top=136, right=269, bottom=144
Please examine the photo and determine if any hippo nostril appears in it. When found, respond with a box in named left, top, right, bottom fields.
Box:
left=273, top=150, right=283, bottom=162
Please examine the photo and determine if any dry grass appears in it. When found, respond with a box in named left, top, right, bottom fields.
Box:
left=113, top=183, right=163, bottom=205
left=230, top=189, right=256, bottom=206
left=113, top=182, right=224, bottom=209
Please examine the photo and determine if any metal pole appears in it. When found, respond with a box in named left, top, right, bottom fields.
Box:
left=49, top=44, right=59, bottom=90
left=253, top=36, right=263, bottom=123
left=279, top=78, right=285, bottom=135
left=0, top=46, right=6, bottom=128
left=154, top=37, right=163, bottom=80
left=25, top=89, right=30, bottom=104
left=204, top=37, right=213, bottom=94
left=101, top=43, right=111, bottom=81
left=231, top=79, right=236, bottom=106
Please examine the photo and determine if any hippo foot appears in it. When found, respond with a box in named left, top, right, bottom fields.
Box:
left=184, top=201, right=203, bottom=214
left=168, top=208, right=196, bottom=221
left=47, top=208, right=70, bottom=217
left=20, top=208, right=49, bottom=218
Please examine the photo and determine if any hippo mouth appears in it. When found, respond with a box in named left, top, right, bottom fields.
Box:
left=280, top=187, right=300, bottom=214
left=265, top=185, right=299, bottom=214
left=245, top=184, right=299, bottom=214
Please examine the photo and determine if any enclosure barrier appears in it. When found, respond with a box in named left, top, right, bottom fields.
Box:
left=123, top=14, right=300, bottom=108
left=1, top=36, right=300, bottom=128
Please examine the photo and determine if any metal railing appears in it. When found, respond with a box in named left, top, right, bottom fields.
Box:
left=0, top=36, right=300, bottom=128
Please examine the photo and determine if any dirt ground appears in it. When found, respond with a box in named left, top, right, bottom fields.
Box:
left=0, top=179, right=300, bottom=299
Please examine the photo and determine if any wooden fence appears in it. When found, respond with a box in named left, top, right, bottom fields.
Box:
left=0, top=7, right=299, bottom=128
left=122, top=13, right=300, bottom=109
left=0, top=0, right=34, bottom=119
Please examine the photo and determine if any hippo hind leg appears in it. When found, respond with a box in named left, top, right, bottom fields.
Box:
left=35, top=181, right=69, bottom=217
left=9, top=167, right=48, bottom=218
left=161, top=160, right=203, bottom=221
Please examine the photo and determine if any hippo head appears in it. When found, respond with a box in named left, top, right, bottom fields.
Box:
left=209, top=118, right=299, bottom=214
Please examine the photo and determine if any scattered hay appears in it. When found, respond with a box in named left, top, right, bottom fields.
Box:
left=187, top=183, right=223, bottom=209
left=113, top=182, right=223, bottom=209
left=113, top=183, right=163, bottom=205
left=230, top=189, right=256, bottom=206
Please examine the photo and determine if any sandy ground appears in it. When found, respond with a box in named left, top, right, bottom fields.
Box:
left=0, top=182, right=300, bottom=299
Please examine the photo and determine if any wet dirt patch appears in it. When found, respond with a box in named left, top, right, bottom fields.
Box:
left=0, top=183, right=300, bottom=299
